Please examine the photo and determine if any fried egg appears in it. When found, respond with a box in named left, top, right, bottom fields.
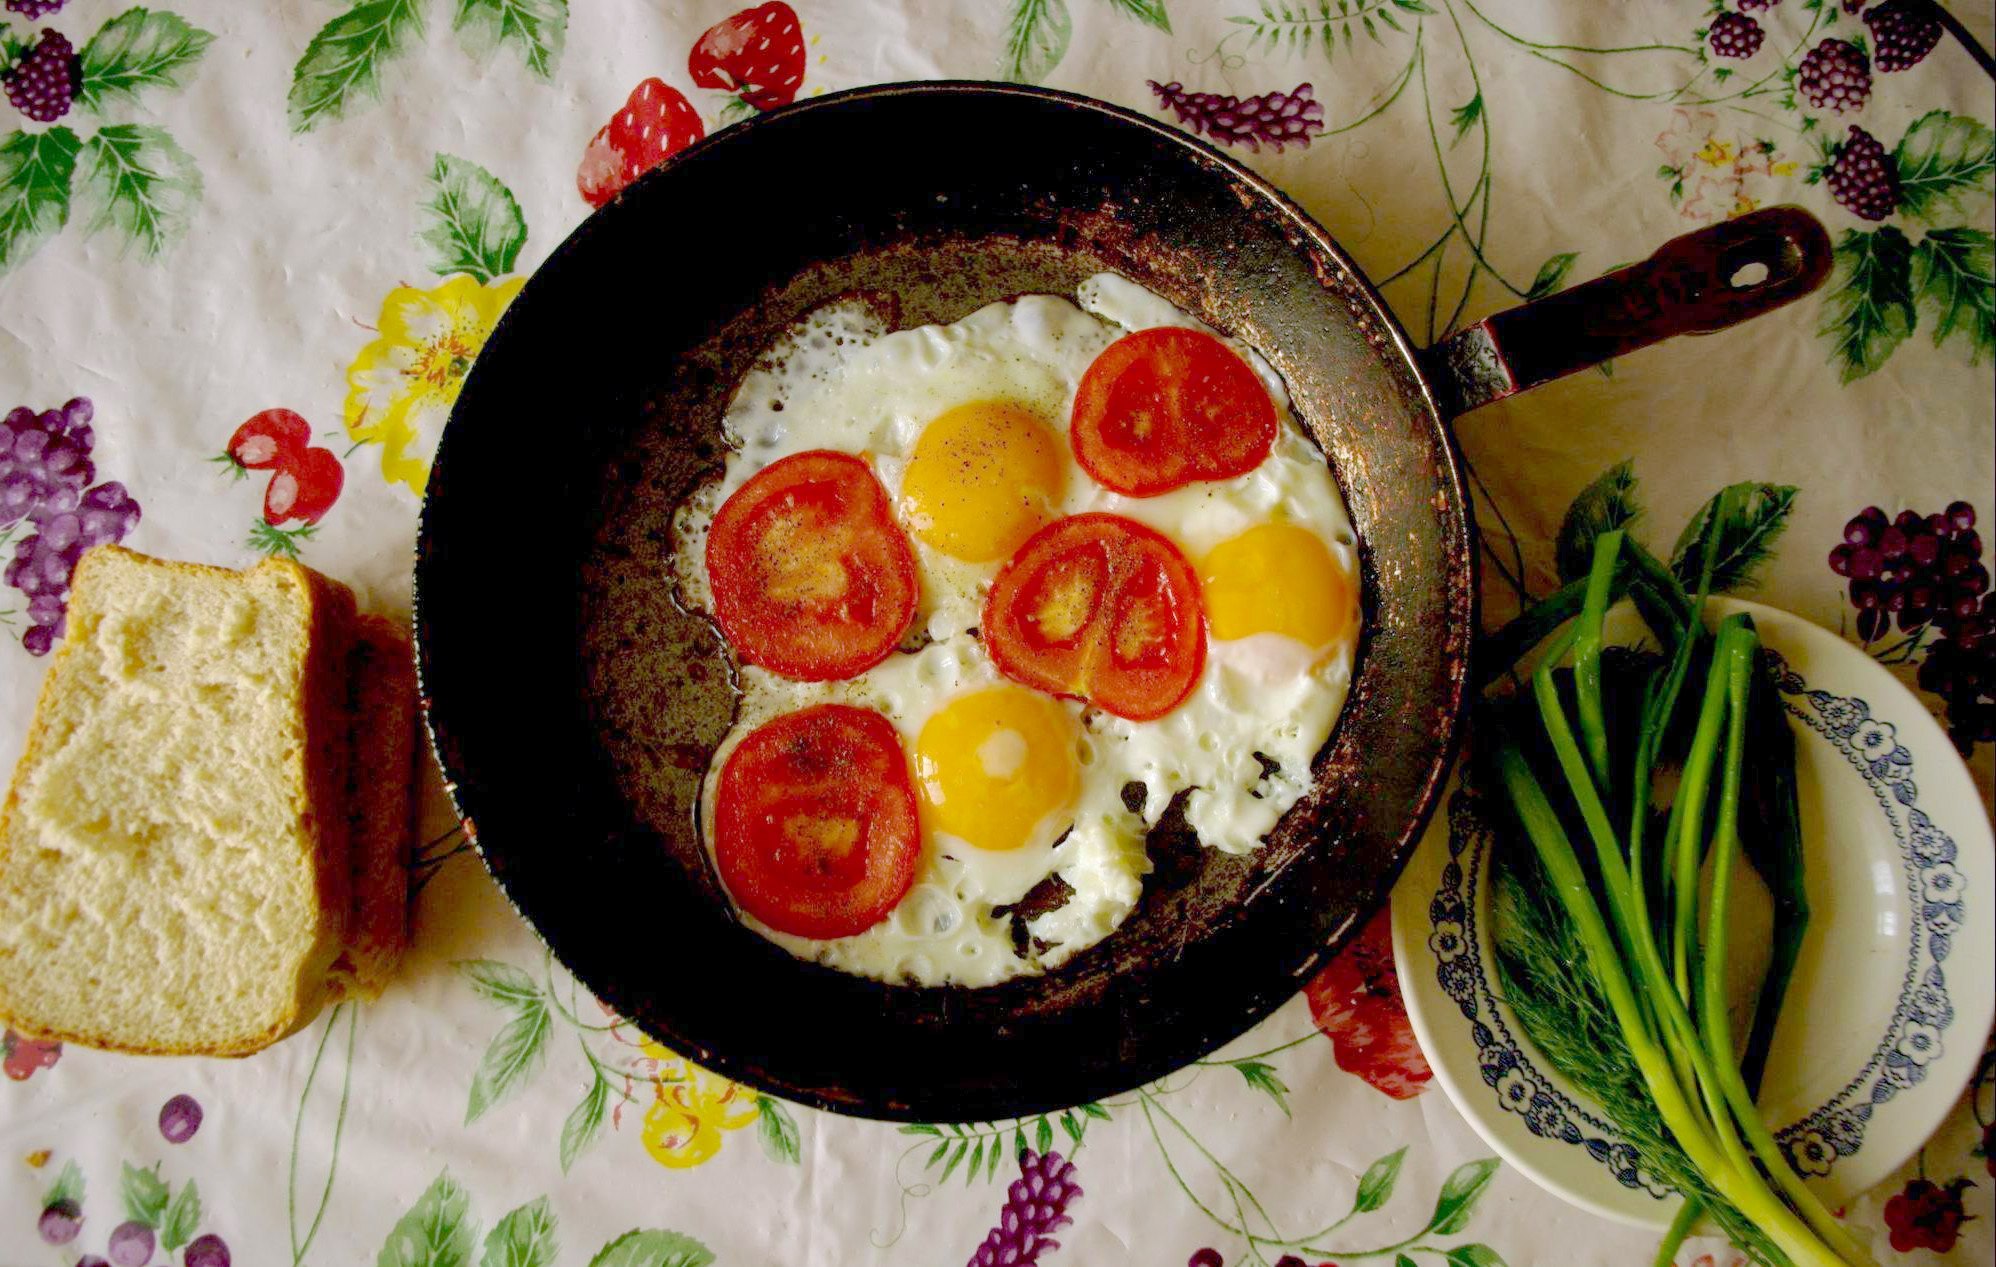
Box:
left=673, top=274, right=1361, bottom=986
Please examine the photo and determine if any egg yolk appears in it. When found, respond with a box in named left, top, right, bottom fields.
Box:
left=899, top=401, right=1065, bottom=563
left=913, top=686, right=1080, bottom=853
left=1198, top=522, right=1353, bottom=651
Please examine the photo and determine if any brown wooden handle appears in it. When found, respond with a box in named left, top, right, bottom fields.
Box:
left=1425, top=206, right=1833, bottom=418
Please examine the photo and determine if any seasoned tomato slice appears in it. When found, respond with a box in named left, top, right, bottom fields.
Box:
left=981, top=514, right=1206, bottom=722
left=714, top=703, right=921, bottom=939
left=1070, top=326, right=1278, bottom=497
left=706, top=450, right=919, bottom=680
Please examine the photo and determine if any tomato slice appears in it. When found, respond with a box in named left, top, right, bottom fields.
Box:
left=706, top=450, right=919, bottom=681
left=981, top=514, right=1206, bottom=721
left=1070, top=326, right=1278, bottom=497
left=714, top=703, right=921, bottom=939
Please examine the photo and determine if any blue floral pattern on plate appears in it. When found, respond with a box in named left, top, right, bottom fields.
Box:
left=1427, top=651, right=1966, bottom=1198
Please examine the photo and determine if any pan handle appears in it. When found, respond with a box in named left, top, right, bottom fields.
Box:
left=1422, top=206, right=1833, bottom=419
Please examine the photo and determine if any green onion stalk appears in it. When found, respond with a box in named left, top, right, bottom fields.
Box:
left=1489, top=528, right=1872, bottom=1267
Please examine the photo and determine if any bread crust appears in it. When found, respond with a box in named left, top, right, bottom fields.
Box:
left=328, top=613, right=417, bottom=1000
left=0, top=545, right=358, bottom=1057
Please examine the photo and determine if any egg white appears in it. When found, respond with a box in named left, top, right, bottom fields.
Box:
left=674, top=275, right=1362, bottom=985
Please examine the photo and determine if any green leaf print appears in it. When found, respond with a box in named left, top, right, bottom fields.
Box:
left=75, top=123, right=201, bottom=258
left=1103, top=0, right=1171, bottom=32
left=419, top=154, right=527, bottom=285
left=378, top=1171, right=478, bottom=1267
left=1669, top=482, right=1797, bottom=593
left=1035, top=1115, right=1054, bottom=1154
left=1232, top=1059, right=1292, bottom=1116
left=1819, top=225, right=1916, bottom=382
left=1893, top=111, right=1996, bottom=226
left=558, top=1067, right=610, bottom=1173
left=41, top=1159, right=84, bottom=1208
left=452, top=0, right=567, bottom=81
left=1353, top=1145, right=1408, bottom=1213
left=481, top=1196, right=558, bottom=1267
left=465, top=998, right=551, bottom=1123
left=1449, top=93, right=1483, bottom=144
left=75, top=7, right=216, bottom=114
left=1912, top=227, right=1995, bottom=366
left=587, top=1228, right=715, bottom=1267
left=1395, top=1256, right=1418, bottom=1267
left=998, top=0, right=1072, bottom=84
left=756, top=1094, right=802, bottom=1165
left=1555, top=460, right=1640, bottom=585
left=121, top=1162, right=170, bottom=1226
left=0, top=127, right=80, bottom=275
left=1525, top=252, right=1578, bottom=301
left=456, top=958, right=542, bottom=1008
left=160, top=1179, right=201, bottom=1251
left=1445, top=1246, right=1508, bottom=1267
left=289, top=0, right=427, bottom=134
left=1424, top=1156, right=1500, bottom=1235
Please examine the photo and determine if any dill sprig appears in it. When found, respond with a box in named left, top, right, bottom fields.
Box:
left=1491, top=839, right=1785, bottom=1266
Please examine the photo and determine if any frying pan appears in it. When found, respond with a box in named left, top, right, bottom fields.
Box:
left=414, top=82, right=1830, bottom=1122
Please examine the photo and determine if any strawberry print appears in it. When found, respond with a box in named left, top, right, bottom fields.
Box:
left=223, top=408, right=311, bottom=471
left=3, top=1027, right=61, bottom=1080
left=578, top=78, right=706, bottom=209
left=263, top=446, right=343, bottom=526
left=689, top=2, right=806, bottom=113
left=217, top=409, right=345, bottom=559
left=1302, top=908, right=1433, bottom=1100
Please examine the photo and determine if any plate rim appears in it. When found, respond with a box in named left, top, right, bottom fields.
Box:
left=1392, top=596, right=1996, bottom=1228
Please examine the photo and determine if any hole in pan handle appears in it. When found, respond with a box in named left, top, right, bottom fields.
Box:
left=1422, top=205, right=1833, bottom=419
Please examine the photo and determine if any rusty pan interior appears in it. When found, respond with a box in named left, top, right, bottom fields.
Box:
left=415, top=82, right=1474, bottom=1121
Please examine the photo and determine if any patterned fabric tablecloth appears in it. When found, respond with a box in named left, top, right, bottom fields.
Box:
left=1, top=2, right=1992, bottom=1265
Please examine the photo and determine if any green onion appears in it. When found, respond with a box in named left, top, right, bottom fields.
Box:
left=1483, top=522, right=1870, bottom=1267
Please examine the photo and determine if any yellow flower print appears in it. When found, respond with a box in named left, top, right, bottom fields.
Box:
left=637, top=1039, right=761, bottom=1169
left=343, top=274, right=523, bottom=493
left=1694, top=137, right=1735, bottom=168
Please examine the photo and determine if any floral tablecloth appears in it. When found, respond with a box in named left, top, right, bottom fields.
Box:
left=2, top=2, right=1992, bottom=1265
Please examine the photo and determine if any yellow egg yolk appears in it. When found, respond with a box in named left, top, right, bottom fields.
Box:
left=1198, top=522, right=1354, bottom=651
left=913, top=686, right=1080, bottom=853
left=899, top=401, right=1065, bottom=563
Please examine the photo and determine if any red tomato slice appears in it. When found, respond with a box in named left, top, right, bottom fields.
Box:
left=981, top=514, right=1205, bottom=722
left=715, top=703, right=921, bottom=939
left=706, top=450, right=919, bottom=681
left=1070, top=326, right=1278, bottom=497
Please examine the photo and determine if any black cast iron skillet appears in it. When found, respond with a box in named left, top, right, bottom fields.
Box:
left=415, top=82, right=1830, bottom=1122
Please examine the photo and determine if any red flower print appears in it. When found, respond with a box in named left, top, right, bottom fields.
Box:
left=1303, top=908, right=1432, bottom=1100
left=1882, top=1176, right=1975, bottom=1253
left=2, top=1028, right=60, bottom=1080
left=689, top=3, right=806, bottom=113
left=578, top=78, right=705, bottom=209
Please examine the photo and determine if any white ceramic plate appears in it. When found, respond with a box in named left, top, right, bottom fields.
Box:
left=1391, top=598, right=1996, bottom=1228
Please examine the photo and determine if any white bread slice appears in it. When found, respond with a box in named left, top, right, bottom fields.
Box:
left=327, top=614, right=417, bottom=1000
left=0, top=544, right=356, bottom=1056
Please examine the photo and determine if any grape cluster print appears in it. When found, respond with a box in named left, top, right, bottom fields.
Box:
left=0, top=398, right=141, bottom=655
left=965, top=1149, right=1081, bottom=1267
left=1709, top=11, right=1767, bottom=59
left=1147, top=81, right=1325, bottom=152
left=0, top=6, right=214, bottom=275
left=33, top=1146, right=229, bottom=1267
left=1830, top=500, right=1993, bottom=751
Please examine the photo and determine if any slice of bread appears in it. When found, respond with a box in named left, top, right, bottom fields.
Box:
left=0, top=544, right=356, bottom=1056
left=327, top=614, right=417, bottom=1000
